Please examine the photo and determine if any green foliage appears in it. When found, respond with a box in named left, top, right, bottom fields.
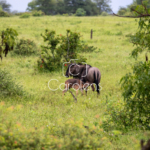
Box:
left=0, top=5, right=2, bottom=11
left=38, top=30, right=60, bottom=71
left=0, top=28, right=18, bottom=60
left=26, top=0, right=106, bottom=16
left=101, top=11, right=108, bottom=16
left=0, top=0, right=11, bottom=12
left=38, top=29, right=87, bottom=72
left=117, top=2, right=150, bottom=130
left=79, top=42, right=98, bottom=52
left=130, top=18, right=150, bottom=58
left=32, top=10, right=45, bottom=16
left=75, top=8, right=86, bottom=16
left=12, top=38, right=38, bottom=56
left=104, top=61, right=150, bottom=131
left=117, top=7, right=127, bottom=16
left=20, top=13, right=30, bottom=18
left=94, top=0, right=111, bottom=14
left=120, top=62, right=150, bottom=128
left=26, top=0, right=37, bottom=11
left=0, top=10, right=9, bottom=17
left=0, top=69, right=24, bottom=96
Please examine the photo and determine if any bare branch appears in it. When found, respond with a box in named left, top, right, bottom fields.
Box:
left=112, top=0, right=150, bottom=18
left=113, top=12, right=150, bottom=18
left=131, top=8, right=143, bottom=16
left=141, top=0, right=149, bottom=14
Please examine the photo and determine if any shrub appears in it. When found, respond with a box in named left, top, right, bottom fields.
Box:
left=76, top=8, right=86, bottom=16
left=0, top=10, right=10, bottom=17
left=12, top=38, right=38, bottom=56
left=32, top=10, right=44, bottom=16
left=15, top=12, right=24, bottom=16
left=120, top=61, right=150, bottom=128
left=79, top=43, right=97, bottom=53
left=0, top=68, right=24, bottom=96
left=101, top=11, right=108, bottom=16
left=20, top=13, right=30, bottom=18
left=103, top=62, right=150, bottom=132
left=63, top=13, right=69, bottom=16
left=38, top=29, right=87, bottom=72
left=0, top=28, right=18, bottom=60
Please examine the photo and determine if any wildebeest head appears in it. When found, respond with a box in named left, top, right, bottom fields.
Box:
left=65, top=63, right=81, bottom=77
left=65, top=63, right=91, bottom=78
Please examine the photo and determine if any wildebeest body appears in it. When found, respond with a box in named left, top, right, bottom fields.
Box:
left=63, top=79, right=90, bottom=95
left=65, top=63, right=101, bottom=95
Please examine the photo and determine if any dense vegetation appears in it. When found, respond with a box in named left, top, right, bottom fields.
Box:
left=117, top=0, right=150, bottom=16
left=0, top=15, right=150, bottom=149
left=27, top=0, right=111, bottom=16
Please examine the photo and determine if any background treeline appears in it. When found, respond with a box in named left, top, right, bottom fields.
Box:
left=26, top=0, right=111, bottom=16
left=117, top=0, right=150, bottom=16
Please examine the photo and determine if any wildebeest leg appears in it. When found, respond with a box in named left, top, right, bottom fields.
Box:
left=76, top=89, right=79, bottom=96
left=79, top=89, right=84, bottom=95
left=85, top=88, right=87, bottom=96
left=62, top=85, right=69, bottom=96
left=97, top=89, right=100, bottom=98
left=91, top=84, right=95, bottom=91
left=62, top=89, right=68, bottom=95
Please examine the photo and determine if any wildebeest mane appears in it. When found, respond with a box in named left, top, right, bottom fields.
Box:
left=65, top=63, right=92, bottom=77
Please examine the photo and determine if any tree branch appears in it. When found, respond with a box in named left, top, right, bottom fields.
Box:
left=112, top=0, right=150, bottom=18
left=141, top=0, right=149, bottom=14
left=113, top=13, right=150, bottom=18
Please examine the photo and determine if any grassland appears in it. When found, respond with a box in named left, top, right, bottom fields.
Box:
left=0, top=16, right=149, bottom=149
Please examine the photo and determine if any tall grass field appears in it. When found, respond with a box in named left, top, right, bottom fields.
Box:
left=0, top=16, right=150, bottom=149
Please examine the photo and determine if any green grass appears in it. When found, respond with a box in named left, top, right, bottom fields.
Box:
left=0, top=16, right=149, bottom=149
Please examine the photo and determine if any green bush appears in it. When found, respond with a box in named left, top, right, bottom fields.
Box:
left=38, top=29, right=87, bottom=72
left=63, top=13, right=69, bottom=16
left=12, top=38, right=38, bottom=56
left=0, top=69, right=24, bottom=96
left=0, top=10, right=10, bottom=17
left=76, top=8, right=86, bottom=16
left=101, top=11, right=108, bottom=16
left=103, top=62, right=150, bottom=132
left=79, top=43, right=97, bottom=53
left=15, top=12, right=24, bottom=16
left=20, top=13, right=30, bottom=18
left=120, top=62, right=150, bottom=128
left=0, top=28, right=18, bottom=60
left=32, top=10, right=44, bottom=16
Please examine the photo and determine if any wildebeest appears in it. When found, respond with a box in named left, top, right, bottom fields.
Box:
left=65, top=63, right=101, bottom=95
left=63, top=79, right=90, bottom=95
left=141, top=139, right=150, bottom=150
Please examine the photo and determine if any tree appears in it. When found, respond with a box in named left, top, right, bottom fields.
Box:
left=83, top=0, right=99, bottom=16
left=117, top=7, right=127, bottom=15
left=26, top=0, right=99, bottom=15
left=27, top=0, right=57, bottom=15
left=0, top=0, right=11, bottom=12
left=94, top=0, right=111, bottom=14
left=113, top=0, right=150, bottom=129
left=64, top=0, right=85, bottom=14
left=26, top=0, right=37, bottom=11
left=76, top=8, right=86, bottom=16
left=56, top=0, right=65, bottom=14
left=0, top=28, right=18, bottom=60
